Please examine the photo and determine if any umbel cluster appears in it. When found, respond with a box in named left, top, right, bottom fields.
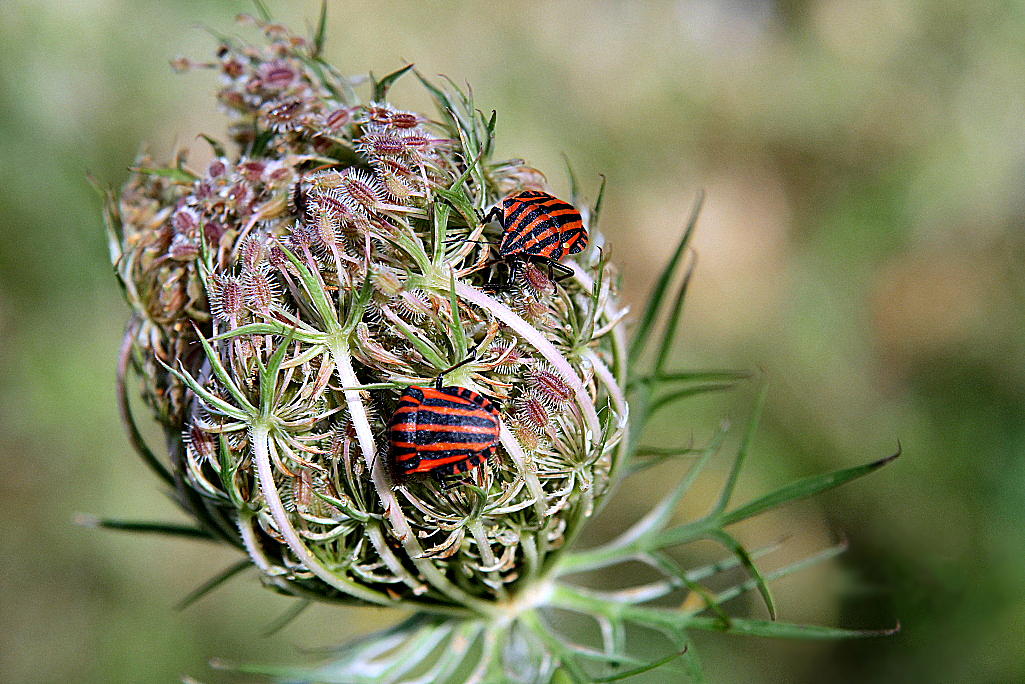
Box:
left=105, top=15, right=628, bottom=607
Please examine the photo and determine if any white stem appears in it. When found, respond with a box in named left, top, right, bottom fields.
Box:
left=250, top=424, right=394, bottom=605
left=467, top=518, right=507, bottom=600
left=367, top=522, right=427, bottom=595
left=468, top=519, right=498, bottom=567
left=237, top=512, right=283, bottom=577
left=585, top=350, right=627, bottom=429
left=498, top=424, right=548, bottom=521
left=454, top=282, right=602, bottom=442
left=330, top=342, right=496, bottom=614
left=572, top=260, right=632, bottom=490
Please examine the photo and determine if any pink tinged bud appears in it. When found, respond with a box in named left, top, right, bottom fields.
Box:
left=349, top=213, right=376, bottom=238
left=195, top=181, right=213, bottom=200
left=185, top=424, right=217, bottom=462
left=239, top=235, right=265, bottom=270
left=310, top=135, right=333, bottom=156
left=287, top=471, right=313, bottom=510
left=309, top=189, right=355, bottom=223
left=339, top=169, right=384, bottom=212
left=358, top=132, right=407, bottom=158
left=269, top=246, right=297, bottom=277
left=395, top=289, right=429, bottom=322
left=266, top=163, right=291, bottom=182
left=399, top=130, right=442, bottom=151
left=261, top=99, right=304, bottom=131
left=387, top=112, right=420, bottom=129
left=259, top=60, right=298, bottom=90
left=312, top=210, right=340, bottom=248
left=372, top=267, right=403, bottom=296
left=209, top=274, right=245, bottom=323
left=489, top=341, right=526, bottom=374
left=364, top=103, right=421, bottom=129
left=376, top=157, right=414, bottom=178
left=527, top=363, right=573, bottom=408
left=288, top=221, right=315, bottom=249
left=521, top=262, right=554, bottom=298
left=239, top=160, right=266, bottom=183
left=379, top=171, right=414, bottom=201
left=302, top=169, right=344, bottom=192
left=375, top=158, right=419, bottom=199
left=208, top=159, right=227, bottom=178
left=227, top=182, right=248, bottom=203
left=203, top=221, right=225, bottom=246
left=324, top=107, right=353, bottom=130
left=169, top=233, right=199, bottom=261
left=513, top=419, right=547, bottom=452
left=288, top=181, right=306, bottom=216
left=363, top=104, right=393, bottom=124
left=243, top=268, right=277, bottom=315
left=515, top=296, right=551, bottom=325
left=173, top=207, right=199, bottom=234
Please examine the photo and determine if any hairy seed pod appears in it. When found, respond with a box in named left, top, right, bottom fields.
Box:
left=515, top=391, right=551, bottom=435
left=526, top=362, right=573, bottom=408
left=238, top=234, right=265, bottom=270
left=339, top=169, right=385, bottom=213
left=242, top=266, right=278, bottom=315
left=207, top=274, right=245, bottom=323
left=520, top=262, right=555, bottom=298
left=357, top=131, right=407, bottom=158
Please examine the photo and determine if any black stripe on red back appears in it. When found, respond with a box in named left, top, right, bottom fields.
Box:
left=386, top=383, right=501, bottom=483
left=497, top=191, right=586, bottom=260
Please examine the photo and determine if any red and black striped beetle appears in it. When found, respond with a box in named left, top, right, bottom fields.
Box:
left=479, top=190, right=587, bottom=284
left=386, top=360, right=501, bottom=485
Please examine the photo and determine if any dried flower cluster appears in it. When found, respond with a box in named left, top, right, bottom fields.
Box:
left=100, top=12, right=898, bottom=683
left=106, top=14, right=627, bottom=609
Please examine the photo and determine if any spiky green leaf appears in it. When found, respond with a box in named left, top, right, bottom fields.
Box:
left=629, top=191, right=703, bottom=366
left=371, top=63, right=414, bottom=102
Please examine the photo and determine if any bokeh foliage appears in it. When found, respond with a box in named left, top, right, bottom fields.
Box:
left=2, top=1, right=1024, bottom=682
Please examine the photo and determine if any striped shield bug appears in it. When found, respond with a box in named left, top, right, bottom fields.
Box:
left=479, top=190, right=587, bottom=284
left=386, top=357, right=501, bottom=485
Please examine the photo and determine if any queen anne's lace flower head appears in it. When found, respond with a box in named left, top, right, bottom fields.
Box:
left=103, top=13, right=897, bottom=682
left=107, top=15, right=626, bottom=609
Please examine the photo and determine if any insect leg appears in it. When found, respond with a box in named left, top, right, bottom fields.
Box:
left=479, top=205, right=503, bottom=226
left=548, top=259, right=575, bottom=282
left=433, top=346, right=482, bottom=389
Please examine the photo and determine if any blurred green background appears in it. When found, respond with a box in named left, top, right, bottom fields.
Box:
left=3, top=0, right=1024, bottom=681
